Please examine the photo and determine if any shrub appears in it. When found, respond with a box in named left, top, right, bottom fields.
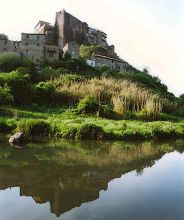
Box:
left=79, top=44, right=104, bottom=59
left=0, top=53, right=31, bottom=72
left=152, top=125, right=177, bottom=139
left=35, top=82, right=56, bottom=104
left=99, top=105, right=116, bottom=119
left=76, top=123, right=104, bottom=140
left=77, top=96, right=99, bottom=115
left=0, top=71, right=31, bottom=104
left=61, top=127, right=77, bottom=139
left=0, top=117, right=14, bottom=133
left=17, top=119, right=50, bottom=135
left=0, top=84, right=14, bottom=105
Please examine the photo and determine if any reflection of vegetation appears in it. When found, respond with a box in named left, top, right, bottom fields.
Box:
left=0, top=137, right=184, bottom=168
left=0, top=138, right=183, bottom=216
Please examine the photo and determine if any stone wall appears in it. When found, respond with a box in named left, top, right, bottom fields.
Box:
left=92, top=54, right=127, bottom=72
left=0, top=34, right=19, bottom=53
left=63, top=41, right=79, bottom=59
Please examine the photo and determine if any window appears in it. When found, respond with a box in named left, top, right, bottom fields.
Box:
left=25, top=42, right=28, bottom=46
left=4, top=41, right=7, bottom=45
left=37, top=43, right=40, bottom=46
left=26, top=35, right=29, bottom=39
left=37, top=36, right=40, bottom=40
left=36, top=59, right=40, bottom=64
left=49, top=52, right=54, bottom=58
left=3, top=48, right=7, bottom=51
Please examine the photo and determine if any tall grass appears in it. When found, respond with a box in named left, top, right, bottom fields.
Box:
left=51, top=76, right=163, bottom=116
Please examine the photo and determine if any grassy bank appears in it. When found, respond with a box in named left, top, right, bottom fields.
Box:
left=0, top=53, right=184, bottom=142
left=1, top=106, right=184, bottom=141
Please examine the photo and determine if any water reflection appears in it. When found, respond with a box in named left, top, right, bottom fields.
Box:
left=0, top=138, right=184, bottom=219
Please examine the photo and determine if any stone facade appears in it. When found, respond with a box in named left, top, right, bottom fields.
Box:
left=0, top=9, right=124, bottom=71
left=55, top=10, right=107, bottom=49
left=63, top=41, right=79, bottom=59
left=20, top=33, right=59, bottom=64
left=0, top=34, right=19, bottom=53
left=89, top=54, right=127, bottom=72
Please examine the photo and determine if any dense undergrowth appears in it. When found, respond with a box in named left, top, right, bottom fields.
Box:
left=0, top=52, right=184, bottom=140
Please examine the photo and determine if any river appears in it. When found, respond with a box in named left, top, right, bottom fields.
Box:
left=0, top=137, right=184, bottom=220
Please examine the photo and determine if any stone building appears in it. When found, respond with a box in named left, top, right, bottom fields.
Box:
left=88, top=53, right=127, bottom=72
left=0, top=9, right=125, bottom=71
left=63, top=41, right=79, bottom=59
left=20, top=33, right=59, bottom=64
left=54, top=9, right=107, bottom=49
left=0, top=34, right=19, bottom=53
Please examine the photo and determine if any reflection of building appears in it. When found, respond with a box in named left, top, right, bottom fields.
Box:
left=0, top=143, right=164, bottom=218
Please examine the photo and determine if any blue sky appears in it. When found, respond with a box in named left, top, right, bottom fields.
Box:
left=0, top=0, right=183, bottom=95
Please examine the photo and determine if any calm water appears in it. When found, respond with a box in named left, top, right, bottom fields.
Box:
left=0, top=138, right=184, bottom=220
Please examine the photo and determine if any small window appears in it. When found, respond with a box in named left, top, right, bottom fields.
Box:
left=49, top=52, right=54, bottom=58
left=36, top=59, right=40, bottom=64
left=37, top=43, right=40, bottom=46
left=26, top=35, right=29, bottom=39
left=4, top=41, right=7, bottom=45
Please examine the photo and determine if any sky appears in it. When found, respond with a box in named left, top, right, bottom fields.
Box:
left=0, top=0, right=183, bottom=96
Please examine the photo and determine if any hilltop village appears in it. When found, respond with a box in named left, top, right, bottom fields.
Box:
left=0, top=9, right=127, bottom=72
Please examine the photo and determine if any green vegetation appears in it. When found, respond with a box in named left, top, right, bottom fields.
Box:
left=0, top=52, right=184, bottom=140
left=79, top=44, right=104, bottom=59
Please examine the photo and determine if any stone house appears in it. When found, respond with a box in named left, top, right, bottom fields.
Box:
left=20, top=33, right=59, bottom=64
left=63, top=41, right=79, bottom=59
left=0, top=34, right=19, bottom=53
left=88, top=53, right=127, bottom=72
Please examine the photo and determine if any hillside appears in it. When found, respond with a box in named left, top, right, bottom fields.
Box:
left=0, top=52, right=184, bottom=140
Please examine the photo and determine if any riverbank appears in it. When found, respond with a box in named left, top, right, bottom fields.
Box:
left=1, top=106, right=184, bottom=141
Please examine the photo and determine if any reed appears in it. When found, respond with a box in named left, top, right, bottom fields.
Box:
left=51, top=76, right=163, bottom=116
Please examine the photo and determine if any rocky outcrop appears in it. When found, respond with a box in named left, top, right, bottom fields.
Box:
left=9, top=132, right=26, bottom=146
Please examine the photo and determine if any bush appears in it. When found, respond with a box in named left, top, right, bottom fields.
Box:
left=61, top=127, right=77, bottom=139
left=152, top=125, right=177, bottom=139
left=79, top=44, right=104, bottom=59
left=17, top=119, right=50, bottom=135
left=0, top=84, right=14, bottom=105
left=35, top=82, right=56, bottom=104
left=0, top=53, right=31, bottom=72
left=0, top=117, right=14, bottom=133
left=77, top=96, right=99, bottom=115
left=99, top=105, right=116, bottom=119
left=76, top=123, right=104, bottom=140
left=0, top=71, right=31, bottom=104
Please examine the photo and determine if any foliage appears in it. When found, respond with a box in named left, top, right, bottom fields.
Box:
left=0, top=52, right=31, bottom=73
left=0, top=71, right=31, bottom=104
left=34, top=82, right=56, bottom=104
left=79, top=44, right=104, bottom=59
left=0, top=84, right=14, bottom=105
left=0, top=117, right=15, bottom=132
left=115, top=71, right=175, bottom=100
left=16, top=119, right=50, bottom=135
left=52, top=76, right=162, bottom=116
left=77, top=96, right=99, bottom=114
left=76, top=123, right=104, bottom=140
